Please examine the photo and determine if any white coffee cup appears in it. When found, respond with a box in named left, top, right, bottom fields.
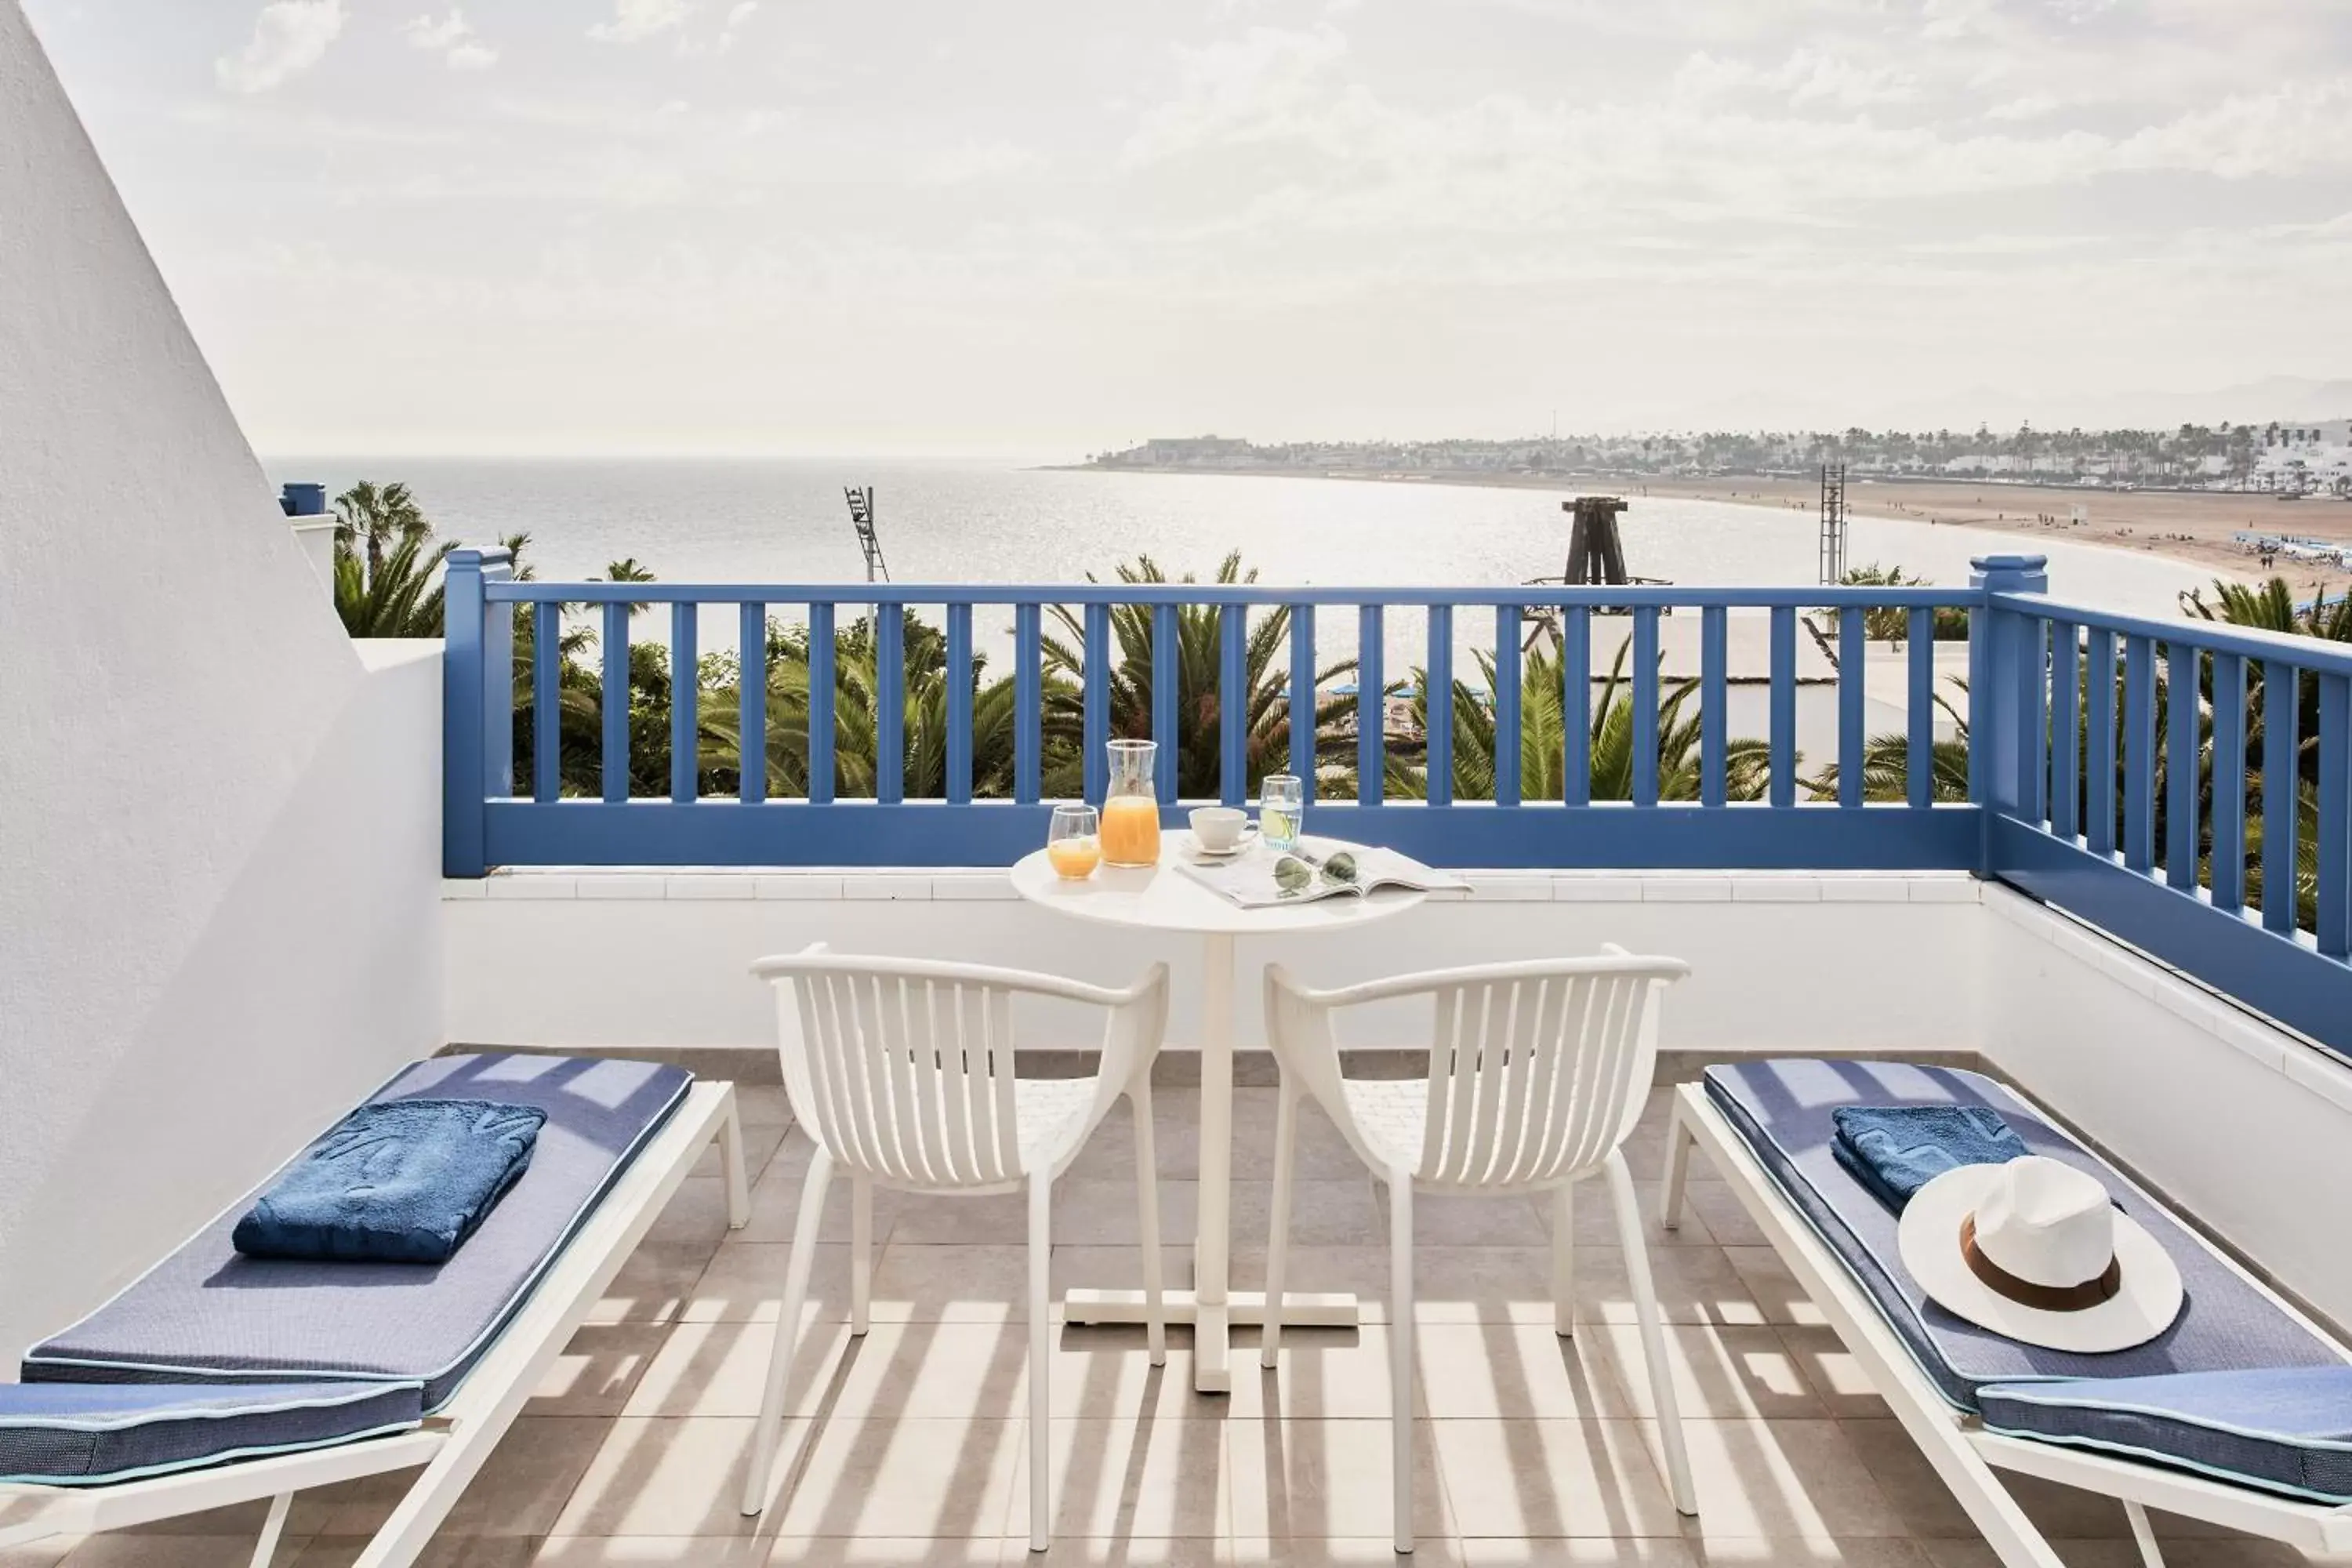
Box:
left=1189, top=806, right=1252, bottom=853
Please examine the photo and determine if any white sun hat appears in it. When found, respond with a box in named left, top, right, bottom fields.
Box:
left=1896, top=1155, right=2183, bottom=1354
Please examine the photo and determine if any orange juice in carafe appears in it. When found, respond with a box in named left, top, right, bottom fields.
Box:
left=1100, top=796, right=1161, bottom=866
left=1101, top=739, right=1162, bottom=866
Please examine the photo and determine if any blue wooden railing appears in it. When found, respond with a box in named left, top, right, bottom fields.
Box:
left=442, top=550, right=2352, bottom=1055
left=443, top=552, right=1980, bottom=874
left=1975, top=557, right=2352, bottom=1051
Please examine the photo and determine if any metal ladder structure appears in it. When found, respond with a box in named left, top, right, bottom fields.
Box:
left=844, top=486, right=890, bottom=584
left=1819, top=462, right=1849, bottom=585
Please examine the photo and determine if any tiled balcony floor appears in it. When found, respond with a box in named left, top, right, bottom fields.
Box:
left=33, top=1086, right=2352, bottom=1566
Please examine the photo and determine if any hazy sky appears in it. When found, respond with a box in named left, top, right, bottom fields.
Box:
left=22, top=0, right=2352, bottom=454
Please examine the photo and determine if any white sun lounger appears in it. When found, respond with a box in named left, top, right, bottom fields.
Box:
left=0, top=1064, right=749, bottom=1568
left=1662, top=1067, right=2352, bottom=1568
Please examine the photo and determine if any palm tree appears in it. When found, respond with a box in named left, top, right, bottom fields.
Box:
left=329, top=481, right=452, bottom=637
left=2242, top=779, right=2324, bottom=923
left=1386, top=639, right=1772, bottom=803
left=2183, top=576, right=2351, bottom=783
left=504, top=533, right=608, bottom=797
left=701, top=611, right=1085, bottom=800
left=574, top=561, right=689, bottom=798
left=599, top=557, right=658, bottom=616
left=2179, top=575, right=2352, bottom=927
left=1810, top=677, right=1972, bottom=803
left=1040, top=554, right=1354, bottom=796
left=333, top=481, right=430, bottom=587
left=2182, top=576, right=2352, bottom=641
left=334, top=527, right=452, bottom=637
left=1838, top=564, right=1969, bottom=642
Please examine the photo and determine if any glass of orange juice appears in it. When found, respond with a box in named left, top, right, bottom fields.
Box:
left=1047, top=804, right=1102, bottom=880
left=1100, top=739, right=1162, bottom=866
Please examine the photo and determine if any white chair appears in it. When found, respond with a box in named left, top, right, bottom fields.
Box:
left=1260, top=949, right=1700, bottom=1552
left=739, top=945, right=1171, bottom=1554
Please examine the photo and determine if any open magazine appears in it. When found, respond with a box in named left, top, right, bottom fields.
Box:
left=1176, top=838, right=1468, bottom=909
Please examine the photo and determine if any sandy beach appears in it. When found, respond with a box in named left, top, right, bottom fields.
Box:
left=1083, top=464, right=2352, bottom=604
left=1612, top=474, right=2352, bottom=601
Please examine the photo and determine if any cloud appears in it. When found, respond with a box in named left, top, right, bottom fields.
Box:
left=404, top=9, right=470, bottom=49
left=216, top=0, right=345, bottom=94
left=405, top=9, right=499, bottom=69
left=918, top=140, right=1044, bottom=184
left=1123, top=24, right=1353, bottom=162
left=1674, top=48, right=1918, bottom=111
left=670, top=2, right=759, bottom=57
left=1985, top=93, right=2060, bottom=122
left=154, top=0, right=2352, bottom=451
left=589, top=0, right=695, bottom=44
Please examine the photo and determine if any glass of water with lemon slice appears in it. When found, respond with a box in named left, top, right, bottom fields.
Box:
left=1259, top=773, right=1305, bottom=852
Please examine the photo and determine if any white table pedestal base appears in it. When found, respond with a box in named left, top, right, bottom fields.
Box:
left=1062, top=924, right=1364, bottom=1392
left=1062, top=1290, right=1362, bottom=1393
left=1011, top=838, right=1423, bottom=1397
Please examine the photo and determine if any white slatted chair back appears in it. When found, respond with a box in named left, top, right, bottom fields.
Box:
left=753, top=946, right=1167, bottom=1191
left=1267, top=950, right=1687, bottom=1189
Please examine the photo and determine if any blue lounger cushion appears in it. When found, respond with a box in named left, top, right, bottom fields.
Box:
left=25, top=1055, right=691, bottom=1412
left=0, top=1380, right=423, bottom=1486
left=1980, top=1367, right=2352, bottom=1504
left=234, top=1098, right=549, bottom=1264
left=1703, top=1060, right=2342, bottom=1414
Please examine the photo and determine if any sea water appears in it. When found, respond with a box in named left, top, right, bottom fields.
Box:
left=275, top=456, right=2208, bottom=668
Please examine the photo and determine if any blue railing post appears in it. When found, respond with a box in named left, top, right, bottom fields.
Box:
left=1494, top=604, right=1523, bottom=808
left=441, top=546, right=512, bottom=877
left=1970, top=554, right=2050, bottom=878
left=1014, top=602, right=1042, bottom=805
left=670, top=603, right=699, bottom=803
left=1767, top=607, right=1795, bottom=808
left=482, top=557, right=514, bottom=804
left=808, top=602, right=837, bottom=805
left=738, top=603, right=767, bottom=804
left=1219, top=604, right=1248, bottom=805
left=1425, top=605, right=1454, bottom=808
left=1288, top=604, right=1316, bottom=791
left=876, top=604, right=905, bottom=805
left=2319, top=672, right=2352, bottom=960
left=534, top=603, right=562, bottom=803
left=946, top=603, right=974, bottom=806
left=1358, top=604, right=1385, bottom=805
left=1083, top=602, right=1111, bottom=805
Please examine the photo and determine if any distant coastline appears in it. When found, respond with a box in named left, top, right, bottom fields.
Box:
left=1044, top=461, right=2345, bottom=594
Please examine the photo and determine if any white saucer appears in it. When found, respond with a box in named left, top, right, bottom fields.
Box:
left=1183, top=830, right=1259, bottom=861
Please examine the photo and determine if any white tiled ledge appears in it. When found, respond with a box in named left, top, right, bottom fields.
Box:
left=445, top=868, right=1984, bottom=906
left=1984, top=884, right=2352, bottom=1120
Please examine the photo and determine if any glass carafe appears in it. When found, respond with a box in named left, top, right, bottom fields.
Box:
left=1100, top=739, right=1162, bottom=867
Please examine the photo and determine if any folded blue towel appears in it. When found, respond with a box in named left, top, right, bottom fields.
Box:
left=1830, top=1104, right=2026, bottom=1213
left=234, top=1098, right=548, bottom=1264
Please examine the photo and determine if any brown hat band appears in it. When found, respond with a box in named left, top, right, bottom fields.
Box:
left=1958, top=1215, right=2122, bottom=1313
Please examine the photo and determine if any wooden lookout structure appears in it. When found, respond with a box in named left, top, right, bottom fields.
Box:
left=1520, top=495, right=1671, bottom=648
left=1561, top=495, right=1633, bottom=586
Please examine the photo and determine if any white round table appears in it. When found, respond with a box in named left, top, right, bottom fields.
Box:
left=1010, top=832, right=1428, bottom=1392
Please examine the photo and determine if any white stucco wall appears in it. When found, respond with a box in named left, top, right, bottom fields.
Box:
left=0, top=9, right=446, bottom=1364
left=1979, top=889, right=2352, bottom=1330
left=442, top=870, right=1988, bottom=1058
